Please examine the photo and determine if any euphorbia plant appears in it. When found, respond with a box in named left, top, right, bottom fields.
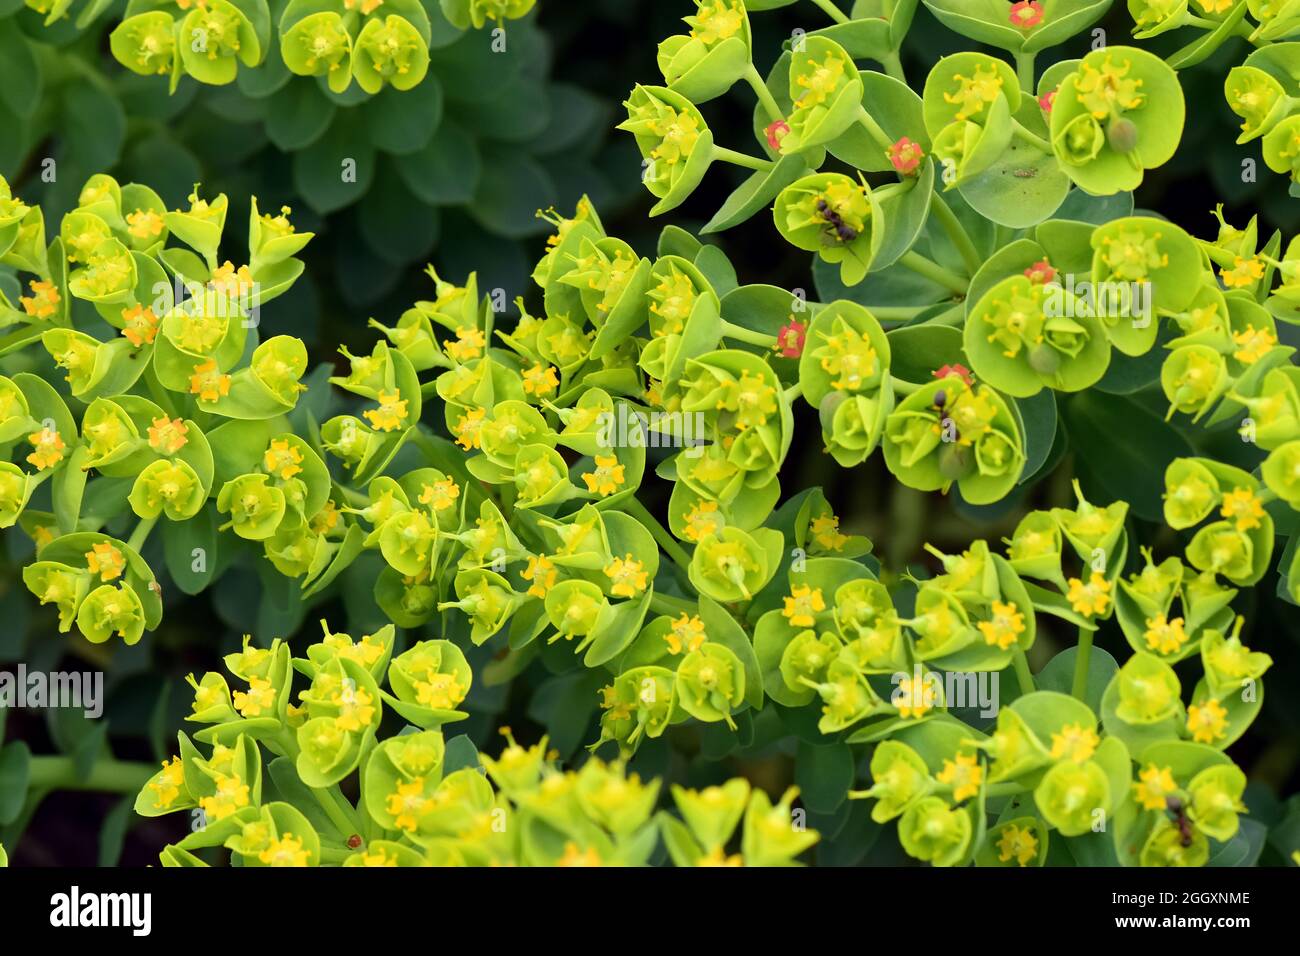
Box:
left=1, top=0, right=1298, bottom=869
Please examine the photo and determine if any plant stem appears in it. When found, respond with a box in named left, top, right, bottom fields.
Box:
left=311, top=786, right=362, bottom=839
left=744, top=63, right=784, bottom=124
left=898, top=251, right=969, bottom=295
left=929, top=192, right=982, bottom=276
left=856, top=108, right=895, bottom=151
left=712, top=145, right=775, bottom=171
left=1012, top=648, right=1036, bottom=695
left=879, top=49, right=907, bottom=84
left=784, top=380, right=804, bottom=403
left=320, top=846, right=354, bottom=864
left=1010, top=119, right=1052, bottom=154
left=809, top=0, right=851, bottom=23
left=1014, top=51, right=1036, bottom=93
left=892, top=378, right=923, bottom=395
left=650, top=591, right=699, bottom=618
left=126, top=515, right=158, bottom=554
left=28, top=755, right=155, bottom=793
left=720, top=319, right=777, bottom=348
left=1071, top=625, right=1094, bottom=700
left=625, top=495, right=694, bottom=573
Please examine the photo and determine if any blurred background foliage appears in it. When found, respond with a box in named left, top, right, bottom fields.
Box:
left=1, top=0, right=1298, bottom=866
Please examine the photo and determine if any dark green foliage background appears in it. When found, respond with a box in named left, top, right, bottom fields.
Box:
left=0, top=0, right=1298, bottom=866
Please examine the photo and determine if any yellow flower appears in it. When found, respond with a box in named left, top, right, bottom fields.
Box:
left=209, top=261, right=255, bottom=298
left=809, top=513, right=848, bottom=551
left=1075, top=54, right=1144, bottom=120
left=263, top=439, right=304, bottom=480
left=415, top=673, right=466, bottom=710
left=1219, top=487, right=1264, bottom=532
left=445, top=326, right=486, bottom=362
left=258, top=833, right=312, bottom=867
left=1187, top=698, right=1229, bottom=744
left=522, top=554, right=558, bottom=599
left=682, top=500, right=723, bottom=542
left=1143, top=613, right=1189, bottom=655
left=1066, top=572, right=1112, bottom=617
left=698, top=846, right=744, bottom=866
left=146, top=757, right=186, bottom=810
left=977, top=600, right=1025, bottom=650
left=343, top=0, right=384, bottom=12
left=199, top=773, right=251, bottom=821
left=795, top=52, right=848, bottom=109
left=452, top=407, right=486, bottom=450
left=332, top=682, right=376, bottom=732
left=85, top=542, right=127, bottom=582
left=603, top=553, right=648, bottom=597
left=556, top=842, right=604, bottom=866
left=363, top=390, right=409, bottom=432
left=189, top=359, right=231, bottom=403
left=1221, top=256, right=1265, bottom=289
left=782, top=584, right=826, bottom=628
left=359, top=846, right=398, bottom=866
left=1232, top=325, right=1277, bottom=365
left=522, top=363, right=559, bottom=398
left=1049, top=722, right=1099, bottom=763
left=311, top=500, right=341, bottom=535
left=581, top=455, right=626, bottom=496
left=121, top=305, right=160, bottom=347
left=419, top=478, right=460, bottom=512
left=996, top=824, right=1038, bottom=866
left=148, top=416, right=189, bottom=455
left=665, top=613, right=706, bottom=655
left=233, top=676, right=276, bottom=717
left=943, top=63, right=1004, bottom=121
left=936, top=753, right=983, bottom=802
left=895, top=673, right=936, bottom=719
left=126, top=209, right=165, bottom=242
left=386, top=778, right=433, bottom=832
left=26, top=428, right=66, bottom=471
left=20, top=279, right=60, bottom=319
left=1134, top=763, right=1177, bottom=811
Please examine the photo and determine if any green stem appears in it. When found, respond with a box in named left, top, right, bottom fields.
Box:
left=28, top=756, right=155, bottom=793
left=809, top=0, right=851, bottom=23
left=1071, top=625, right=1094, bottom=700
left=1010, top=119, right=1052, bottom=154
left=892, top=378, right=924, bottom=396
left=744, top=63, right=784, bottom=124
left=929, top=192, right=982, bottom=277
left=320, top=846, right=354, bottom=865
left=879, top=49, right=907, bottom=85
left=1012, top=648, right=1036, bottom=695
left=784, top=380, right=804, bottom=403
left=311, top=786, right=362, bottom=839
left=856, top=107, right=895, bottom=152
left=712, top=145, right=775, bottom=171
left=720, top=319, right=777, bottom=348
left=126, top=515, right=158, bottom=554
left=1014, top=51, right=1035, bottom=93
left=650, top=592, right=699, bottom=618
left=625, top=495, right=694, bottom=574
left=898, top=251, right=969, bottom=295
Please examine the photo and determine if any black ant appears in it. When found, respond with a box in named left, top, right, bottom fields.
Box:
left=933, top=390, right=958, bottom=442
left=816, top=198, right=859, bottom=244
left=1165, top=795, right=1195, bottom=848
